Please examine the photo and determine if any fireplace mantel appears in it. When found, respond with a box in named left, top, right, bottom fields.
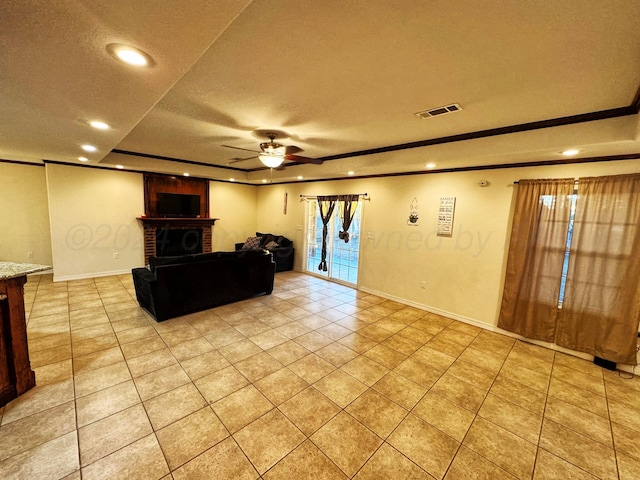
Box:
left=137, top=217, right=218, bottom=226
left=137, top=217, right=218, bottom=264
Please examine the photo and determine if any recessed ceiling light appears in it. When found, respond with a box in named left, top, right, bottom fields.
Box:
left=89, top=120, right=110, bottom=130
left=183, top=173, right=190, bottom=177
left=229, top=178, right=235, bottom=182
left=106, top=44, right=153, bottom=67
left=426, top=163, right=436, bottom=169
left=297, top=176, right=304, bottom=180
left=261, top=179, right=268, bottom=183
left=347, top=171, right=355, bottom=176
left=562, top=149, right=580, bottom=156
left=78, top=156, right=88, bottom=162
left=81, top=144, right=97, bottom=152
left=115, top=165, right=124, bottom=169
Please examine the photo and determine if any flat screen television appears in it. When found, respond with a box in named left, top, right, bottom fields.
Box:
left=156, top=192, right=201, bottom=218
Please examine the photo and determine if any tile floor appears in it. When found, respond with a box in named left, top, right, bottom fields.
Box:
left=1, top=271, right=639, bottom=479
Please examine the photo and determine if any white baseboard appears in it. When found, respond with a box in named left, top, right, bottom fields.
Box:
left=53, top=268, right=132, bottom=282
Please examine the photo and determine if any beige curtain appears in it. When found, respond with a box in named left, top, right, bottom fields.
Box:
left=498, top=179, right=576, bottom=341
left=556, top=174, right=640, bottom=364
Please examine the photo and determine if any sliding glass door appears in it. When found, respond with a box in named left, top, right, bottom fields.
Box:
left=305, top=199, right=362, bottom=285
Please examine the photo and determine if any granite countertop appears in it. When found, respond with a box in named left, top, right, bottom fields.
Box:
left=0, top=262, right=51, bottom=280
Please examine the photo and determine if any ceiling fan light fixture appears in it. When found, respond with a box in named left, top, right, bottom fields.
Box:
left=259, top=153, right=285, bottom=168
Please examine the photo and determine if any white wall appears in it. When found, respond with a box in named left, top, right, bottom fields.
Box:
left=0, top=162, right=53, bottom=265
left=256, top=159, right=640, bottom=328
left=209, top=181, right=258, bottom=251
left=46, top=164, right=145, bottom=281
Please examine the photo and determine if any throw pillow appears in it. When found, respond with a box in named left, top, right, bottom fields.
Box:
left=265, top=241, right=279, bottom=250
left=242, top=236, right=262, bottom=250
left=256, top=232, right=275, bottom=246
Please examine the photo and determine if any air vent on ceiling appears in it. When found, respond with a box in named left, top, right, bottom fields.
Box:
left=414, top=103, right=462, bottom=119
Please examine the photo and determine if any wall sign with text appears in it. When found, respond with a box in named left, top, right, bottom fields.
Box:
left=437, top=196, right=456, bottom=237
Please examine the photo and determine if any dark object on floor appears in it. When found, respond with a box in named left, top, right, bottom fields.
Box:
left=593, top=356, right=616, bottom=371
left=236, top=232, right=294, bottom=272
left=132, top=250, right=275, bottom=321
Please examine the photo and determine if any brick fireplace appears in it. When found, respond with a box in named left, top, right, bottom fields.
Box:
left=139, top=218, right=218, bottom=265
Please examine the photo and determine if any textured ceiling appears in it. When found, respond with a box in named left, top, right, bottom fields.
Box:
left=2, top=0, right=639, bottom=184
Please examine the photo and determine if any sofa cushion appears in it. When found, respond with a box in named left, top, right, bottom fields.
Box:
left=256, top=232, right=275, bottom=246
left=264, top=240, right=279, bottom=250
left=149, top=254, right=192, bottom=273
left=242, top=236, right=262, bottom=250
left=276, top=235, right=292, bottom=247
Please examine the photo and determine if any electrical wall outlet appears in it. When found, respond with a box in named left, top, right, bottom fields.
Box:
left=113, top=252, right=119, bottom=259
left=421, top=281, right=426, bottom=289
left=367, top=232, right=374, bottom=239
left=27, top=251, right=33, bottom=258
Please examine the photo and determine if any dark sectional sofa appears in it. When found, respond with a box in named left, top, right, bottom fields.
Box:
left=235, top=232, right=295, bottom=272
left=132, top=250, right=275, bottom=321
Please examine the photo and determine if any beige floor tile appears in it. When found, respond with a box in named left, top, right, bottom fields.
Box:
left=144, top=383, right=208, bottom=430
left=362, top=344, right=407, bottom=369
left=357, top=324, right=394, bottom=343
left=499, top=360, right=550, bottom=393
left=275, top=320, right=313, bottom=339
left=314, top=370, right=368, bottom=408
left=119, top=335, right=166, bottom=360
left=264, top=440, right=348, bottom=479
left=72, top=333, right=119, bottom=357
left=413, top=392, right=475, bottom=442
left=618, top=451, right=640, bottom=480
left=548, top=376, right=609, bottom=418
left=387, top=413, right=459, bottom=479
left=76, top=380, right=141, bottom=427
left=393, top=357, right=442, bottom=389
left=606, top=380, right=640, bottom=409
left=479, top=393, right=543, bottom=444
left=234, top=320, right=270, bottom=338
left=288, top=353, right=336, bottom=383
left=279, top=387, right=341, bottom=436
left=73, top=346, right=124, bottom=375
left=355, top=443, right=434, bottom=479
left=28, top=331, right=70, bottom=353
left=204, top=327, right=245, bottom=348
left=539, top=418, right=617, bottom=480
left=2, top=378, right=75, bottom=425
left=0, top=401, right=76, bottom=462
left=608, top=397, right=640, bottom=433
left=612, top=421, right=640, bottom=461
left=234, top=409, right=306, bottom=474
left=219, top=338, right=263, bottom=363
left=458, top=346, right=505, bottom=374
left=133, top=363, right=190, bottom=401
left=74, top=360, right=129, bottom=401
left=411, top=346, right=456, bottom=373
left=194, top=365, right=249, bottom=404
left=469, top=331, right=515, bottom=358
left=311, top=412, right=382, bottom=477
left=372, top=371, right=427, bottom=409
left=551, top=364, right=605, bottom=396
left=0, top=431, right=79, bottom=480
left=382, top=333, right=423, bottom=355
left=126, top=347, right=177, bottom=378
left=30, top=343, right=72, bottom=368
left=254, top=367, right=309, bottom=405
left=81, top=434, right=169, bottom=480
left=315, top=342, right=360, bottom=367
left=168, top=337, right=214, bottom=361
left=180, top=349, right=231, bottom=380
left=340, top=355, right=389, bottom=386
left=490, top=375, right=547, bottom=415
left=78, top=404, right=152, bottom=466
left=446, top=358, right=496, bottom=391
left=427, top=334, right=467, bottom=357
left=250, top=329, right=290, bottom=350
left=71, top=323, right=115, bottom=343
left=346, top=389, right=408, bottom=438
left=212, top=385, right=274, bottom=433
left=234, top=351, right=284, bottom=382
left=295, top=331, right=334, bottom=352
left=533, top=448, right=597, bottom=480
left=33, top=358, right=74, bottom=386
left=266, top=340, right=311, bottom=366
left=463, top=417, right=536, bottom=480
left=171, top=437, right=258, bottom=480
left=396, top=325, right=435, bottom=344
left=544, top=396, right=612, bottom=446
left=445, top=445, right=517, bottom=480
left=507, top=348, right=553, bottom=376
left=156, top=407, right=229, bottom=470
left=430, top=372, right=487, bottom=413
left=554, top=352, right=604, bottom=378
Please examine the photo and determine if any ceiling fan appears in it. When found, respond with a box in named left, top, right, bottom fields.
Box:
left=223, top=132, right=323, bottom=168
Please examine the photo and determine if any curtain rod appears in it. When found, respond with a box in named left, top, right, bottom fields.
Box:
left=299, top=193, right=369, bottom=200
left=513, top=180, right=579, bottom=184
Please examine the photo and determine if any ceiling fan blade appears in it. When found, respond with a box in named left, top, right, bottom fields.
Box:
left=285, top=154, right=323, bottom=165
left=284, top=145, right=303, bottom=154
left=226, top=155, right=257, bottom=164
left=221, top=144, right=260, bottom=154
